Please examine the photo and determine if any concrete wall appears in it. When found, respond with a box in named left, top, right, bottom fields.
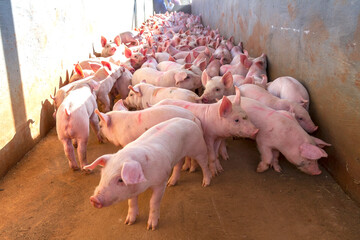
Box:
left=0, top=0, right=153, bottom=178
left=192, top=0, right=360, bottom=203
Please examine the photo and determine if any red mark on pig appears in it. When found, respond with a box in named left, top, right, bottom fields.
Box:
left=137, top=113, right=142, bottom=123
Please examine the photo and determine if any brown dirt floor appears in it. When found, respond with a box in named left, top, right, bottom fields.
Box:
left=1, top=128, right=360, bottom=240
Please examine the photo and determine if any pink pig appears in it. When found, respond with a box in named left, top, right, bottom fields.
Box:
left=267, top=76, right=310, bottom=111
left=155, top=93, right=259, bottom=176
left=124, top=82, right=200, bottom=109
left=199, top=71, right=235, bottom=103
left=239, top=84, right=318, bottom=133
left=84, top=118, right=212, bottom=230
left=220, top=53, right=252, bottom=77
left=230, top=91, right=330, bottom=175
left=131, top=67, right=202, bottom=91
left=244, top=53, right=267, bottom=83
left=56, top=79, right=102, bottom=170
left=100, top=35, right=121, bottom=57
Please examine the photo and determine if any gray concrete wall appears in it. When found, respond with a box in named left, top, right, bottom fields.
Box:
left=0, top=0, right=153, bottom=177
left=192, top=0, right=360, bottom=203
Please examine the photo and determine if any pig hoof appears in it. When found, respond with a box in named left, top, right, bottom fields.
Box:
left=181, top=165, right=190, bottom=171
left=167, top=179, right=177, bottom=187
left=189, top=166, right=197, bottom=173
left=202, top=178, right=211, bottom=187
left=125, top=215, right=137, bottom=225
left=147, top=221, right=158, bottom=231
left=256, top=162, right=269, bottom=173
left=273, top=165, right=282, bottom=173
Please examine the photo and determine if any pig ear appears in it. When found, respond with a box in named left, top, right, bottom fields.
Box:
left=113, top=99, right=128, bottom=111
left=101, top=61, right=112, bottom=71
left=185, top=53, right=192, bottom=63
left=192, top=50, right=200, bottom=59
left=95, top=109, right=110, bottom=126
left=124, top=46, right=132, bottom=58
left=311, top=137, right=331, bottom=148
left=219, top=96, right=233, bottom=117
left=183, top=63, right=192, bottom=69
left=260, top=74, right=268, bottom=86
left=175, top=71, right=188, bottom=85
left=128, top=85, right=142, bottom=96
left=168, top=55, right=176, bottom=62
left=74, top=63, right=85, bottom=77
left=198, top=59, right=207, bottom=71
left=221, top=71, right=233, bottom=88
left=233, top=86, right=241, bottom=105
left=114, top=35, right=121, bottom=46
left=205, top=47, right=211, bottom=55
left=101, top=36, right=107, bottom=47
left=300, top=143, right=328, bottom=160
left=201, top=70, right=210, bottom=86
left=90, top=63, right=102, bottom=72
left=121, top=161, right=147, bottom=185
left=83, top=154, right=112, bottom=171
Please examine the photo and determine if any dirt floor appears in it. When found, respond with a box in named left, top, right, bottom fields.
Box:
left=1, top=128, right=360, bottom=240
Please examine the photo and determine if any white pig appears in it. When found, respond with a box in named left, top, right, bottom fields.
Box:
left=84, top=118, right=212, bottom=230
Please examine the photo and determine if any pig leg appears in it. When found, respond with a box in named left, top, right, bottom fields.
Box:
left=167, top=158, right=185, bottom=186
left=256, top=144, right=273, bottom=173
left=182, top=156, right=191, bottom=171
left=205, top=138, right=220, bottom=176
left=77, top=138, right=88, bottom=170
left=214, top=139, right=224, bottom=174
left=193, top=153, right=212, bottom=187
left=271, top=150, right=282, bottom=172
left=147, top=184, right=166, bottom=231
left=89, top=113, right=103, bottom=143
left=189, top=158, right=199, bottom=172
left=125, top=196, right=139, bottom=225
left=219, top=140, right=229, bottom=161
left=62, top=138, right=79, bottom=170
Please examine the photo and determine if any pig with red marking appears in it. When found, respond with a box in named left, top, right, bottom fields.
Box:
left=84, top=118, right=212, bottom=230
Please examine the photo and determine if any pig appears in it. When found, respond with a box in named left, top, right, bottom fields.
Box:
left=94, top=104, right=203, bottom=149
left=69, top=63, right=95, bottom=83
left=205, top=58, right=222, bottom=78
left=267, top=76, right=310, bottom=111
left=199, top=71, right=235, bottom=103
left=212, top=45, right=232, bottom=64
left=95, top=66, right=124, bottom=112
left=229, top=90, right=330, bottom=175
left=230, top=42, right=243, bottom=58
left=155, top=93, right=259, bottom=176
left=56, top=79, right=102, bottom=170
left=118, top=31, right=140, bottom=46
left=238, top=84, right=318, bottom=133
left=220, top=53, right=252, bottom=77
left=244, top=53, right=267, bottom=84
left=84, top=118, right=212, bottom=230
left=124, top=82, right=200, bottom=110
left=131, top=67, right=202, bottom=91
left=100, top=35, right=121, bottom=57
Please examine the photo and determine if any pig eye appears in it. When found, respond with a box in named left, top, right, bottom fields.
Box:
left=130, top=93, right=134, bottom=97
left=234, top=119, right=239, bottom=123
left=298, top=117, right=303, bottom=121
left=118, top=178, right=123, bottom=183
left=215, top=88, right=220, bottom=91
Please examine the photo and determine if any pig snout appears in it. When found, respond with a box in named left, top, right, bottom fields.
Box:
left=297, top=161, right=322, bottom=175
left=90, top=195, right=103, bottom=209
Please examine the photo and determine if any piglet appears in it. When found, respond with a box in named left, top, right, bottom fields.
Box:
left=239, top=84, right=318, bottom=133
left=267, top=76, right=310, bottom=111
left=244, top=53, right=267, bottom=84
left=124, top=82, right=200, bottom=110
left=232, top=92, right=331, bottom=175
left=56, top=79, right=102, bottom=170
left=84, top=118, right=212, bottom=230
